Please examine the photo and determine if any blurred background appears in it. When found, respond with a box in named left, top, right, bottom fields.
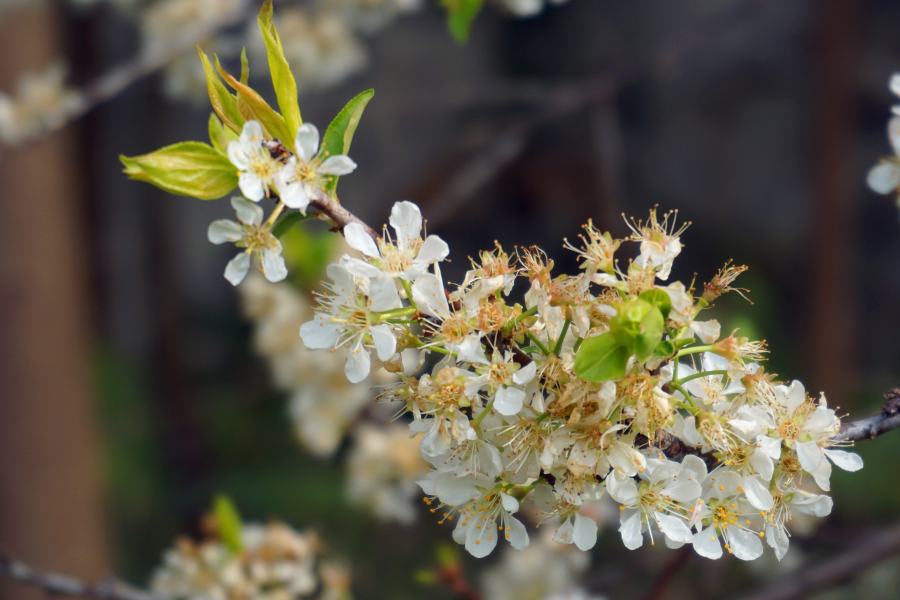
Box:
left=2, top=0, right=900, bottom=599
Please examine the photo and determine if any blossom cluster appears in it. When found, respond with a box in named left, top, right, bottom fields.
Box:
left=285, top=196, right=863, bottom=562
left=0, top=62, right=83, bottom=144
left=151, top=520, right=350, bottom=600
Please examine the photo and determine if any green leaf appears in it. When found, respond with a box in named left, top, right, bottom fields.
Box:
left=208, top=113, right=238, bottom=154
left=120, top=141, right=238, bottom=200
left=574, top=332, right=629, bottom=382
left=214, top=495, right=243, bottom=555
left=280, top=226, right=338, bottom=289
left=321, top=89, right=373, bottom=193
left=258, top=0, right=302, bottom=140
left=198, top=47, right=244, bottom=134
left=639, top=289, right=672, bottom=320
left=444, top=0, right=483, bottom=43
left=634, top=306, right=665, bottom=363
left=215, top=54, right=294, bottom=150
left=240, top=47, right=249, bottom=85
left=653, top=340, right=676, bottom=359
left=271, top=211, right=316, bottom=238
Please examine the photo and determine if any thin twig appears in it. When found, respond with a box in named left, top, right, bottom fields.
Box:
left=0, top=555, right=165, bottom=600
left=730, top=520, right=900, bottom=600
left=434, top=563, right=485, bottom=600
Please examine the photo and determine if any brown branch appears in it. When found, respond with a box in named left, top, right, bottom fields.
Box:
left=640, top=546, right=691, bottom=600
left=0, top=556, right=163, bottom=600
left=730, top=520, right=900, bottom=600
left=434, top=563, right=485, bottom=600
left=307, top=187, right=379, bottom=241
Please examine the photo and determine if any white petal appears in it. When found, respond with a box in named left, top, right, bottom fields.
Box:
left=279, top=181, right=310, bottom=212
left=749, top=448, right=774, bottom=481
left=791, top=492, right=833, bottom=517
left=369, top=323, right=397, bottom=361
left=757, top=436, right=782, bottom=460
left=208, top=219, right=244, bottom=244
left=823, top=449, right=863, bottom=472
left=867, top=161, right=900, bottom=194
left=299, top=315, right=340, bottom=349
left=452, top=515, right=468, bottom=544
left=261, top=248, right=288, bottom=283
left=456, top=334, right=490, bottom=365
left=572, top=513, right=598, bottom=551
left=811, top=456, right=832, bottom=492
left=655, top=513, right=693, bottom=544
left=662, top=479, right=702, bottom=503
left=727, top=525, right=763, bottom=561
left=742, top=474, right=773, bottom=511
left=690, top=320, right=720, bottom=344
left=231, top=196, right=264, bottom=225
left=415, top=235, right=450, bottom=265
left=779, top=380, right=806, bottom=415
left=420, top=422, right=450, bottom=458
left=619, top=510, right=644, bottom=550
left=238, top=172, right=265, bottom=202
left=412, top=274, right=451, bottom=319
left=680, top=455, right=708, bottom=481
left=796, top=440, right=823, bottom=473
left=891, top=72, right=900, bottom=98
left=368, top=273, right=402, bottom=312
left=552, top=519, right=575, bottom=545
left=435, top=474, right=479, bottom=505
left=500, top=492, right=519, bottom=514
left=729, top=418, right=761, bottom=443
left=294, top=123, right=319, bottom=162
left=224, top=252, right=251, bottom=286
left=344, top=340, right=371, bottom=383
left=512, top=361, right=537, bottom=385
left=345, top=223, right=380, bottom=258
left=505, top=515, right=529, bottom=550
left=240, top=120, right=263, bottom=144
left=389, top=201, right=423, bottom=253
left=692, top=527, right=722, bottom=560
left=319, top=155, right=357, bottom=176
left=766, top=524, right=789, bottom=561
left=227, top=140, right=250, bottom=170
left=682, top=416, right=702, bottom=446
left=340, top=255, right=382, bottom=279
left=466, top=517, right=497, bottom=557
left=606, top=474, right=639, bottom=505
left=494, top=387, right=526, bottom=416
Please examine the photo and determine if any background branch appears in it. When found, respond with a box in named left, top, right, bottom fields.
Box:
left=0, top=556, right=163, bottom=600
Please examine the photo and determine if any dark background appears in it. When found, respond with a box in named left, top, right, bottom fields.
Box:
left=1, top=0, right=899, bottom=598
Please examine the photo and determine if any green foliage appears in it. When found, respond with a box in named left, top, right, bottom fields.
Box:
left=443, top=0, right=483, bottom=43
left=639, top=289, right=672, bottom=320
left=258, top=0, right=302, bottom=139
left=321, top=89, right=374, bottom=193
left=271, top=212, right=316, bottom=238
left=120, top=142, right=237, bottom=200
left=198, top=47, right=244, bottom=134
left=574, top=332, right=629, bottom=382
left=280, top=226, right=338, bottom=289
left=240, top=47, right=250, bottom=86
left=610, top=298, right=665, bottom=364
left=214, top=494, right=244, bottom=555
left=208, top=113, right=238, bottom=154
left=215, top=55, right=294, bottom=150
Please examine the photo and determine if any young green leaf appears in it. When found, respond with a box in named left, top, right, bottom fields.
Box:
left=653, top=340, right=676, bottom=359
left=639, top=289, right=672, bottom=320
left=444, top=0, right=483, bottom=43
left=633, top=306, right=665, bottom=363
left=271, top=211, right=316, bottom=238
left=120, top=141, right=238, bottom=200
left=574, top=332, right=630, bottom=382
left=208, top=113, right=238, bottom=154
left=215, top=55, right=294, bottom=150
left=198, top=47, right=244, bottom=134
left=239, top=47, right=250, bottom=85
left=214, top=495, right=243, bottom=555
left=321, top=89, right=373, bottom=193
left=258, top=0, right=302, bottom=139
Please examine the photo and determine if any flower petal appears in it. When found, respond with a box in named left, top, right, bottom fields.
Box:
left=505, top=516, right=529, bottom=550
left=412, top=273, right=451, bottom=319
left=572, top=513, right=599, bottom=551
left=866, top=161, right=900, bottom=194
left=261, top=248, right=288, bottom=283
left=344, top=339, right=371, bottom=383
left=494, top=386, right=525, bottom=416
left=692, top=527, right=723, bottom=560
left=742, top=474, right=774, bottom=511
left=208, top=219, right=244, bottom=244
left=279, top=181, right=311, bottom=212
left=368, top=273, right=402, bottom=312
left=231, top=196, right=264, bottom=225
left=295, top=123, right=319, bottom=162
left=369, top=323, right=397, bottom=361
left=415, top=235, right=450, bottom=265
left=796, top=440, right=823, bottom=473
left=435, top=473, right=479, bottom=505
left=512, top=361, right=537, bottom=385
left=224, top=252, right=251, bottom=286
left=655, top=512, right=693, bottom=544
left=823, top=449, right=863, bottom=472
left=299, top=315, right=340, bottom=349
left=319, top=155, right=357, bottom=176
left=727, top=525, right=763, bottom=561
left=749, top=448, right=774, bottom=481
left=619, top=510, right=644, bottom=550
left=238, top=172, right=265, bottom=202
left=344, top=222, right=380, bottom=258
left=389, top=201, right=423, bottom=253
left=466, top=517, right=497, bottom=558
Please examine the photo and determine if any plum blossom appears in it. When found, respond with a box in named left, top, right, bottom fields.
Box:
left=227, top=120, right=282, bottom=201
left=207, top=197, right=287, bottom=285
left=276, top=122, right=357, bottom=212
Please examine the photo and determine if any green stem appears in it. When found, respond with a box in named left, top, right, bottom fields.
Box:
left=401, top=278, right=416, bottom=309
left=535, top=412, right=550, bottom=423
left=374, top=306, right=417, bottom=321
left=264, top=201, right=286, bottom=228
left=471, top=397, right=495, bottom=429
left=674, top=370, right=727, bottom=386
left=553, top=318, right=571, bottom=356
left=573, top=337, right=583, bottom=353
left=670, top=381, right=696, bottom=408
left=384, top=318, right=417, bottom=324
left=511, top=305, right=537, bottom=326
left=526, top=331, right=551, bottom=356
left=676, top=401, right=700, bottom=415
left=675, top=344, right=715, bottom=358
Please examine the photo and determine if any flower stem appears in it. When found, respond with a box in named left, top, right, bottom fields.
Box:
left=374, top=306, right=418, bottom=321
left=553, top=318, right=571, bottom=356
left=675, top=344, right=715, bottom=358
left=674, top=370, right=727, bottom=386
left=471, top=397, right=495, bottom=430
left=526, top=331, right=551, bottom=356
left=401, top=278, right=416, bottom=308
left=511, top=305, right=537, bottom=326
left=264, top=201, right=286, bottom=229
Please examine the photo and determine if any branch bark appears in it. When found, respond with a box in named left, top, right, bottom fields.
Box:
left=0, top=556, right=163, bottom=600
